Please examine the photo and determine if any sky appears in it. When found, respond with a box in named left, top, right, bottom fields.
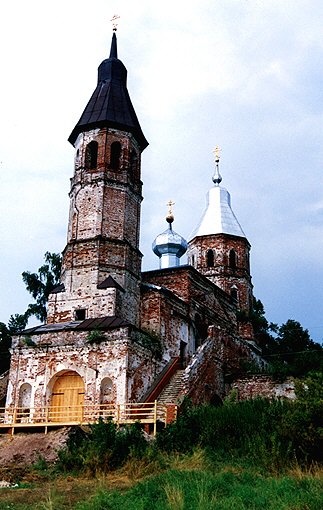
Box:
left=0, top=0, right=323, bottom=342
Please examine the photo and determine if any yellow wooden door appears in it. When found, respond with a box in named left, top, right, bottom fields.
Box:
left=50, top=371, right=85, bottom=422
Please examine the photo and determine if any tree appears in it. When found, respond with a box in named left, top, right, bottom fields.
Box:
left=8, top=313, right=29, bottom=334
left=272, top=320, right=322, bottom=377
left=281, top=371, right=323, bottom=462
left=0, top=322, right=11, bottom=373
left=247, top=297, right=278, bottom=352
left=8, top=252, right=62, bottom=326
left=247, top=299, right=322, bottom=377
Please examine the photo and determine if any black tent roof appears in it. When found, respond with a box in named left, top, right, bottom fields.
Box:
left=68, top=32, right=148, bottom=150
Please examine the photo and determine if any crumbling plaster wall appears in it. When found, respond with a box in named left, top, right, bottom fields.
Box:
left=6, top=327, right=159, bottom=409
left=142, top=267, right=238, bottom=333
left=231, top=375, right=295, bottom=400
left=180, top=326, right=267, bottom=405
left=140, top=286, right=192, bottom=360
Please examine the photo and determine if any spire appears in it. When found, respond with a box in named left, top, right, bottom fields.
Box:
left=109, top=32, right=118, bottom=59
left=188, top=150, right=246, bottom=240
left=68, top=30, right=148, bottom=150
left=153, top=201, right=187, bottom=269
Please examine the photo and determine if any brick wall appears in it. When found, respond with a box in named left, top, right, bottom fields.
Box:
left=232, top=375, right=295, bottom=400
left=47, top=126, right=144, bottom=326
left=187, top=234, right=253, bottom=339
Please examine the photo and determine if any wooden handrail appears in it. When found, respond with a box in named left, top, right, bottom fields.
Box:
left=143, top=356, right=181, bottom=402
left=0, top=401, right=177, bottom=435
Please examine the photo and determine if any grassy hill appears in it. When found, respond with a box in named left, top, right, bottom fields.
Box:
left=0, top=372, right=322, bottom=509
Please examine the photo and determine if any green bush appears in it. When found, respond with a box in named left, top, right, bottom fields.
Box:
left=279, top=371, right=323, bottom=462
left=156, top=393, right=322, bottom=468
left=57, top=419, right=148, bottom=474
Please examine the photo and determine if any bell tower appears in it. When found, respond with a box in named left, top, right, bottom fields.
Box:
left=187, top=149, right=253, bottom=339
left=47, top=30, right=148, bottom=326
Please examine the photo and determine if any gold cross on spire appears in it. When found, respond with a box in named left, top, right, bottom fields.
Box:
left=166, top=199, right=175, bottom=225
left=212, top=146, right=222, bottom=185
left=111, top=14, right=120, bottom=32
left=212, top=146, right=221, bottom=163
left=166, top=199, right=175, bottom=216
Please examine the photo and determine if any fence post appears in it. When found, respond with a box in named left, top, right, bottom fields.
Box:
left=153, top=400, right=157, bottom=436
left=116, top=403, right=120, bottom=428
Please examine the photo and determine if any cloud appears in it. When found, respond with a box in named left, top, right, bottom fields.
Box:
left=0, top=0, right=323, bottom=341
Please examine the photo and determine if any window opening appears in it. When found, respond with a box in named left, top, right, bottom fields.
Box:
left=100, top=377, right=114, bottom=404
left=110, top=142, right=121, bottom=169
left=206, top=249, right=214, bottom=267
left=75, top=309, right=86, bottom=321
left=85, top=141, right=98, bottom=169
left=229, top=249, right=237, bottom=269
left=129, top=149, right=137, bottom=181
left=230, top=287, right=238, bottom=302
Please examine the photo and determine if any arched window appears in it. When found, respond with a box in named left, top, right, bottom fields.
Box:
left=230, top=286, right=238, bottom=303
left=18, top=383, right=32, bottom=422
left=100, top=377, right=114, bottom=404
left=206, top=249, right=214, bottom=267
left=18, top=383, right=32, bottom=409
left=229, top=249, right=237, bottom=269
left=191, top=255, right=195, bottom=267
left=110, top=142, right=121, bottom=169
left=85, top=141, right=98, bottom=169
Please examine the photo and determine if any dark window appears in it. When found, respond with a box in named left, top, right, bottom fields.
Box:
left=129, top=149, right=137, bottom=181
left=85, top=141, right=98, bottom=169
left=229, top=249, right=237, bottom=269
left=110, top=142, right=121, bottom=169
left=191, top=255, right=195, bottom=267
left=194, top=313, right=208, bottom=349
left=206, top=249, right=214, bottom=267
left=75, top=309, right=86, bottom=321
left=230, top=288, right=238, bottom=302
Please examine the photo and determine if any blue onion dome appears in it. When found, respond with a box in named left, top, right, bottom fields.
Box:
left=152, top=211, right=187, bottom=268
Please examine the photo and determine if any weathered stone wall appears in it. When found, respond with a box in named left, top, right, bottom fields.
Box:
left=47, top=126, right=143, bottom=326
left=7, top=327, right=131, bottom=409
left=187, top=233, right=253, bottom=340
left=231, top=375, right=295, bottom=400
left=48, top=287, right=118, bottom=323
left=0, top=371, right=9, bottom=406
left=142, top=266, right=238, bottom=334
left=6, top=325, right=169, bottom=410
left=181, top=325, right=264, bottom=404
left=127, top=337, right=164, bottom=401
left=141, top=284, right=192, bottom=360
left=182, top=334, right=225, bottom=404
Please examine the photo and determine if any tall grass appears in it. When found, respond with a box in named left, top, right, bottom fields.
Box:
left=75, top=468, right=323, bottom=510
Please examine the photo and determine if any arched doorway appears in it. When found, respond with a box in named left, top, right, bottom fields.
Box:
left=50, top=371, right=85, bottom=422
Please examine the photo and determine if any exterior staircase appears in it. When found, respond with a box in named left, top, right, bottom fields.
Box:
left=157, top=369, right=185, bottom=404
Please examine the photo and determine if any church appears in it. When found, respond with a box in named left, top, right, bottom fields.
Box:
left=4, top=30, right=267, bottom=422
